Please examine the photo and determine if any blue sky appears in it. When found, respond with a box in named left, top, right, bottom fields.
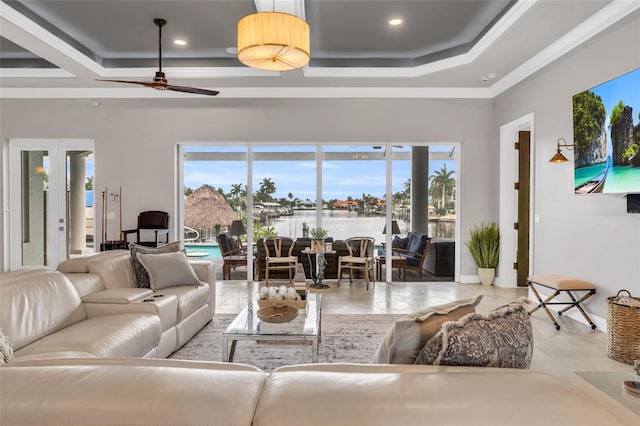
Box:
left=184, top=146, right=456, bottom=201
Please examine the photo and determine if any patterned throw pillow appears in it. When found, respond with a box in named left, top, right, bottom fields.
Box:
left=415, top=298, right=533, bottom=369
left=0, top=329, right=14, bottom=364
left=130, top=241, right=183, bottom=288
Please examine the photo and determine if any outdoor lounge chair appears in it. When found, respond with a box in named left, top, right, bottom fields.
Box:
left=218, top=232, right=248, bottom=280
left=392, top=232, right=431, bottom=278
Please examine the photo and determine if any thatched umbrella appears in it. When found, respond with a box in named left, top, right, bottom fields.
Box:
left=184, top=184, right=238, bottom=237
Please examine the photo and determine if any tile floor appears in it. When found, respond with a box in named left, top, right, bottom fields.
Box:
left=214, top=278, right=633, bottom=375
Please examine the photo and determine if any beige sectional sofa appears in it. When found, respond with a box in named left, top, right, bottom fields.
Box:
left=1, top=359, right=637, bottom=425
left=1, top=249, right=215, bottom=361
left=1, top=261, right=637, bottom=425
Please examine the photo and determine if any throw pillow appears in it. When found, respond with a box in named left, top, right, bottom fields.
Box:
left=371, top=294, right=484, bottom=364
left=415, top=297, right=533, bottom=369
left=0, top=329, right=14, bottom=364
left=137, top=251, right=201, bottom=291
left=130, top=241, right=182, bottom=288
left=392, top=235, right=409, bottom=250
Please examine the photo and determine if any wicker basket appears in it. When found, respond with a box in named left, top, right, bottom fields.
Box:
left=606, top=290, right=640, bottom=365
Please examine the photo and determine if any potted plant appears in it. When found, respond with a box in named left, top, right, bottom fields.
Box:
left=465, top=222, right=500, bottom=286
left=310, top=227, right=328, bottom=252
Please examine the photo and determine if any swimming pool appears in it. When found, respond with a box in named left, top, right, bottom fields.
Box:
left=185, top=244, right=222, bottom=259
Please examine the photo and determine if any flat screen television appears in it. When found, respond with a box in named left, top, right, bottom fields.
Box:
left=572, top=67, right=640, bottom=194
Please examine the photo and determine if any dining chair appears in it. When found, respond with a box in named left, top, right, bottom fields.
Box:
left=337, top=237, right=376, bottom=290
left=263, top=237, right=298, bottom=286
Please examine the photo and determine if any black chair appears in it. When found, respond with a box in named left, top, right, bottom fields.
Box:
left=123, top=210, right=169, bottom=247
left=218, top=232, right=248, bottom=280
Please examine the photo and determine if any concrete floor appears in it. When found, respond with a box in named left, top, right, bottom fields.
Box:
left=214, top=278, right=634, bottom=375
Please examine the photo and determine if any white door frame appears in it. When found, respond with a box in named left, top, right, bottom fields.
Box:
left=497, top=114, right=535, bottom=287
left=7, top=138, right=95, bottom=270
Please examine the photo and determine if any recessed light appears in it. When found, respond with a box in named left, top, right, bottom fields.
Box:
left=389, top=18, right=403, bottom=26
left=226, top=46, right=238, bottom=55
left=174, top=39, right=187, bottom=46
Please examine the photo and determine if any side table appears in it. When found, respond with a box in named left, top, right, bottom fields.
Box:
left=303, top=249, right=336, bottom=289
left=376, top=255, right=407, bottom=281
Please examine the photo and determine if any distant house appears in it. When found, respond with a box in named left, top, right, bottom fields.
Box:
left=333, top=200, right=358, bottom=209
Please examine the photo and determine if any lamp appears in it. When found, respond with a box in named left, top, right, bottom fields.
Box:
left=549, top=138, right=574, bottom=163
left=381, top=220, right=401, bottom=250
left=237, top=12, right=310, bottom=71
left=382, top=220, right=401, bottom=236
left=229, top=219, right=247, bottom=252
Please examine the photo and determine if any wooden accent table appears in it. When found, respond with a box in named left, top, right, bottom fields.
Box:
left=375, top=255, right=407, bottom=281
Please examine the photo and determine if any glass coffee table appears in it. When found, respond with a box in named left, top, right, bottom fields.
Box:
left=222, top=293, right=322, bottom=363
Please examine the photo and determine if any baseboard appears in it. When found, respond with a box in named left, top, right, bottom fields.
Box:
left=459, top=276, right=607, bottom=331
left=459, top=274, right=509, bottom=287
left=459, top=274, right=478, bottom=284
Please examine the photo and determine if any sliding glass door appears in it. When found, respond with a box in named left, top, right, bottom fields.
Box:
left=181, top=143, right=459, bottom=281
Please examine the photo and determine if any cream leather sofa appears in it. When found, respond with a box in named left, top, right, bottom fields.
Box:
left=57, top=250, right=215, bottom=357
left=0, top=250, right=214, bottom=361
left=1, top=359, right=636, bottom=426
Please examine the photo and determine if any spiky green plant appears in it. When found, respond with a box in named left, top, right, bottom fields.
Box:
left=310, top=227, right=328, bottom=239
left=465, top=222, right=500, bottom=268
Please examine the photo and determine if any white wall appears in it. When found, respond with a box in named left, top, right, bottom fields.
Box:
left=494, top=11, right=640, bottom=319
left=0, top=98, right=497, bottom=275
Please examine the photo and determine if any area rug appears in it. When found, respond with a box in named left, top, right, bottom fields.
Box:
left=170, top=314, right=401, bottom=371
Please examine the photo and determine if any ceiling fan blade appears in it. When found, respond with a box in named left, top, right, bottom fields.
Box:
left=97, top=20, right=220, bottom=97
left=97, top=79, right=156, bottom=88
left=166, top=84, right=219, bottom=96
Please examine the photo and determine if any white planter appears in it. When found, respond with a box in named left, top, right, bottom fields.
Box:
left=478, top=267, right=495, bottom=286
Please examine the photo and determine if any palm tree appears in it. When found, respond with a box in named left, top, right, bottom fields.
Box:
left=229, top=183, right=244, bottom=200
left=429, top=164, right=455, bottom=210
left=229, top=183, right=246, bottom=213
left=403, top=178, right=411, bottom=198
left=259, top=178, right=277, bottom=201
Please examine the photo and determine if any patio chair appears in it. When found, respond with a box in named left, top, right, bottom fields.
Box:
left=218, top=232, right=248, bottom=280
left=392, top=232, right=431, bottom=278
left=263, top=237, right=298, bottom=286
left=338, top=237, right=376, bottom=290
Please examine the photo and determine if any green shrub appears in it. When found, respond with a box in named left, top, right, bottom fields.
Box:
left=465, top=222, right=500, bottom=268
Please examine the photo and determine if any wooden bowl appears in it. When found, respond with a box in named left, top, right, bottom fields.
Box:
left=257, top=304, right=299, bottom=323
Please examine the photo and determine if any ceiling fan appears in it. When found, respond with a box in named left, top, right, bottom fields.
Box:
left=97, top=18, right=219, bottom=96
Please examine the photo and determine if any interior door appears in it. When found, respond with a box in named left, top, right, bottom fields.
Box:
left=514, top=131, right=531, bottom=287
left=8, top=139, right=95, bottom=269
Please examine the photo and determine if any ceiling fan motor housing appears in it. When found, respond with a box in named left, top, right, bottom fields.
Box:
left=154, top=71, right=168, bottom=85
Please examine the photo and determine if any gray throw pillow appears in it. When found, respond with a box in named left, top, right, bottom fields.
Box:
left=130, top=241, right=183, bottom=288
left=137, top=251, right=201, bottom=290
left=416, top=297, right=533, bottom=369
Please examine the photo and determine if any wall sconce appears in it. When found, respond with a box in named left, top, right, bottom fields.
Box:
left=549, top=138, right=574, bottom=163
